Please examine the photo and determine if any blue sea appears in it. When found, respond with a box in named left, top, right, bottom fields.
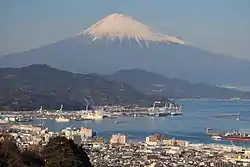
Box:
left=33, top=100, right=250, bottom=147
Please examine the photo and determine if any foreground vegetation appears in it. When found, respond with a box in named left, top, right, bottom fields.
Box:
left=0, top=135, right=92, bottom=167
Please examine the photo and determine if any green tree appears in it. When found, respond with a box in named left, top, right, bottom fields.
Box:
left=0, top=136, right=44, bottom=167
left=0, top=137, right=21, bottom=167
left=20, top=150, right=44, bottom=167
left=41, top=136, right=91, bottom=167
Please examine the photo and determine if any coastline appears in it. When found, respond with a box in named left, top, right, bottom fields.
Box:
left=177, top=98, right=250, bottom=102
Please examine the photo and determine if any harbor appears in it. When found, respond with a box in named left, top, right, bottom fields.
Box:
left=0, top=101, right=183, bottom=124
left=1, top=100, right=249, bottom=146
left=1, top=99, right=250, bottom=166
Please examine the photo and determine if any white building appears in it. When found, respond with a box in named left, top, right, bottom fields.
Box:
left=110, top=133, right=127, bottom=144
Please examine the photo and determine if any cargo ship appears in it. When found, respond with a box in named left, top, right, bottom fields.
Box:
left=55, top=117, right=70, bottom=122
left=224, top=130, right=250, bottom=142
left=206, top=128, right=250, bottom=142
left=81, top=108, right=107, bottom=120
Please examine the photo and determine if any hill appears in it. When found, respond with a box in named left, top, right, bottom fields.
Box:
left=0, top=65, right=164, bottom=111
left=0, top=13, right=250, bottom=86
left=106, top=69, right=250, bottom=99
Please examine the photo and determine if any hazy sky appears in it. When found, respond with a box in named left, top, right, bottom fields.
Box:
left=0, top=0, right=249, bottom=60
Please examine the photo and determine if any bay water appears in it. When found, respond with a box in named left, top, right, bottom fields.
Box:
left=33, top=100, right=250, bottom=147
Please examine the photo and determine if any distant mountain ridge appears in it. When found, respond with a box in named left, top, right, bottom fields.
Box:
left=106, top=69, right=250, bottom=99
left=0, top=13, right=250, bottom=85
left=0, top=65, right=166, bottom=111
left=1, top=65, right=249, bottom=111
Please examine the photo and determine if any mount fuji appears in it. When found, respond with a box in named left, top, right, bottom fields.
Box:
left=0, top=13, right=250, bottom=85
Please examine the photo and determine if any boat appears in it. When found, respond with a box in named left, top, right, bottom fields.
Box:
left=156, top=112, right=170, bottom=117
left=55, top=117, right=70, bottom=122
left=0, top=119, right=8, bottom=124
left=82, top=113, right=104, bottom=120
left=206, top=128, right=250, bottom=142
left=211, top=135, right=223, bottom=141
left=81, top=108, right=107, bottom=120
left=170, top=111, right=183, bottom=116
left=223, top=130, right=250, bottom=142
left=15, top=117, right=33, bottom=122
left=74, top=118, right=84, bottom=121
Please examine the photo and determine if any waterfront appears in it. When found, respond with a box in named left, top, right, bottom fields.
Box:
left=1, top=100, right=250, bottom=166
left=32, top=100, right=250, bottom=146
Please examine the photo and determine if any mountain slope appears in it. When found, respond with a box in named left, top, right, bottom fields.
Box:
left=0, top=65, right=163, bottom=111
left=106, top=69, right=250, bottom=99
left=79, top=13, right=187, bottom=45
left=0, top=13, right=250, bottom=85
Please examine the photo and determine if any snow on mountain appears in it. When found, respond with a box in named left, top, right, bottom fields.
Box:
left=0, top=13, right=250, bottom=86
left=79, top=13, right=187, bottom=46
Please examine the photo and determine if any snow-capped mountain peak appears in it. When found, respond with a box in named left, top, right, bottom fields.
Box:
left=78, top=13, right=187, bottom=46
